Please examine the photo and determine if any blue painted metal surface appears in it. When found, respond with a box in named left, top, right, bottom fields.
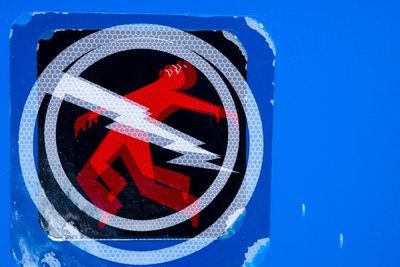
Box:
left=2, top=0, right=400, bottom=266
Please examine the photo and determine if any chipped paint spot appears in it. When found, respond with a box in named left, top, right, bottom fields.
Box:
left=243, top=237, right=270, bottom=267
left=219, top=208, right=246, bottom=239
left=41, top=251, right=61, bottom=267
left=13, top=12, right=34, bottom=26
left=339, top=233, right=344, bottom=248
left=244, top=17, right=276, bottom=56
left=302, top=203, right=306, bottom=216
left=222, top=31, right=248, bottom=61
left=41, top=30, right=55, bottom=41
left=270, top=99, right=274, bottom=106
left=14, top=12, right=70, bottom=27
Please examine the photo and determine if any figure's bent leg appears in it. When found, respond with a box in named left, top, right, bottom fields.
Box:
left=77, top=131, right=128, bottom=228
left=152, top=166, right=191, bottom=200
left=121, top=130, right=155, bottom=179
left=77, top=163, right=122, bottom=212
left=136, top=175, right=200, bottom=227
left=119, top=146, right=200, bottom=227
left=123, top=136, right=191, bottom=199
left=101, top=167, right=128, bottom=202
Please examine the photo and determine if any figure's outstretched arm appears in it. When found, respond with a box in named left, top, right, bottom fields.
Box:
left=74, top=80, right=155, bottom=138
left=172, top=92, right=239, bottom=130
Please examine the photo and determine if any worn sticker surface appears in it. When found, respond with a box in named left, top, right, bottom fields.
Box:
left=10, top=13, right=274, bottom=266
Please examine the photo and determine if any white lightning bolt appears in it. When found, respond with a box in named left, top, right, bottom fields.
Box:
left=53, top=73, right=232, bottom=172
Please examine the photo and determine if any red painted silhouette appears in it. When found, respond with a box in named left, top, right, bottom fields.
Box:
left=75, top=61, right=239, bottom=228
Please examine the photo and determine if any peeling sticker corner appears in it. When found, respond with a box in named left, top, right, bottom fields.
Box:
left=219, top=208, right=246, bottom=240
left=222, top=31, right=248, bottom=62
left=40, top=205, right=85, bottom=241
left=244, top=17, right=276, bottom=59
left=38, top=30, right=67, bottom=52
left=243, top=237, right=270, bottom=267
left=40, top=30, right=56, bottom=41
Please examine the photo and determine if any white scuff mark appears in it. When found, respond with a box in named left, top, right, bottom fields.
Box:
left=11, top=250, right=17, bottom=263
left=48, top=235, right=65, bottom=242
left=16, top=239, right=39, bottom=267
left=41, top=204, right=84, bottom=240
left=53, top=29, right=70, bottom=33
left=243, top=237, right=269, bottom=267
left=270, top=99, right=274, bottom=106
left=339, top=233, right=344, bottom=248
left=222, top=31, right=248, bottom=61
left=46, top=220, right=84, bottom=241
left=225, top=208, right=245, bottom=231
left=41, top=252, right=61, bottom=267
left=244, top=17, right=276, bottom=56
left=33, top=12, right=69, bottom=15
left=32, top=12, right=47, bottom=16
left=9, top=29, right=13, bottom=39
left=302, top=203, right=306, bottom=216
left=14, top=210, right=21, bottom=222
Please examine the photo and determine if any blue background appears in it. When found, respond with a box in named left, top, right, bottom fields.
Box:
left=1, top=0, right=400, bottom=266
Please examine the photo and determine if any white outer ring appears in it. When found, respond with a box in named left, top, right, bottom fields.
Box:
left=18, top=23, right=264, bottom=265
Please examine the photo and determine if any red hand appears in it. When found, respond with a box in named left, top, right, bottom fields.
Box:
left=74, top=112, right=100, bottom=138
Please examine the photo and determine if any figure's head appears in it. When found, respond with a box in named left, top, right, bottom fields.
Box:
left=178, top=61, right=197, bottom=90
left=158, top=61, right=197, bottom=90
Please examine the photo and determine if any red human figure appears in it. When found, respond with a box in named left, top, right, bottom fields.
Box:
left=75, top=61, right=239, bottom=228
